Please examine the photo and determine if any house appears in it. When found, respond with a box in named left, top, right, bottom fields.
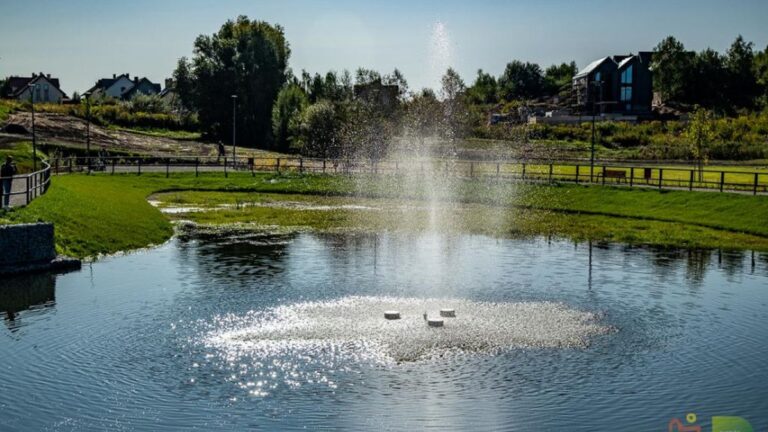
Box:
left=86, top=73, right=161, bottom=100
left=572, top=52, right=653, bottom=116
left=1, top=73, right=68, bottom=103
left=159, top=78, right=178, bottom=106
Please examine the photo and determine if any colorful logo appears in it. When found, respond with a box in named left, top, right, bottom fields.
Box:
left=668, top=413, right=753, bottom=432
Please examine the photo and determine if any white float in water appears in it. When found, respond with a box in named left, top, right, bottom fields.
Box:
left=440, top=308, right=456, bottom=318
left=384, top=311, right=401, bottom=320
left=427, top=318, right=444, bottom=327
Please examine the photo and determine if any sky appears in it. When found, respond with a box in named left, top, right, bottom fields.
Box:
left=1, top=0, right=767, bottom=96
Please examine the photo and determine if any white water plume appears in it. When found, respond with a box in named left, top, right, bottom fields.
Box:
left=208, top=296, right=612, bottom=363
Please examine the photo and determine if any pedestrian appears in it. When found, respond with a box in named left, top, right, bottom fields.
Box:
left=1, top=155, right=18, bottom=208
left=217, top=141, right=226, bottom=163
left=97, top=145, right=110, bottom=171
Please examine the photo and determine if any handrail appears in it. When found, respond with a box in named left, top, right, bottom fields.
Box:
left=1, top=160, right=52, bottom=208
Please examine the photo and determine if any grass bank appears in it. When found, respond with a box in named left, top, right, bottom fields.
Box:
left=2, top=172, right=768, bottom=258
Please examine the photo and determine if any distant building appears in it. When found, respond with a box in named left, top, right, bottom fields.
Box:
left=353, top=81, right=400, bottom=108
left=572, top=52, right=653, bottom=116
left=159, top=78, right=178, bottom=106
left=1, top=73, right=68, bottom=103
left=86, top=73, right=161, bottom=100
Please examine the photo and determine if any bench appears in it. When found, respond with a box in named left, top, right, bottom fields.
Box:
left=598, top=169, right=627, bottom=183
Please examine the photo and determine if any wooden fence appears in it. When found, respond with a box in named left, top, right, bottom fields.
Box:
left=1, top=161, right=52, bottom=208
left=51, top=156, right=768, bottom=195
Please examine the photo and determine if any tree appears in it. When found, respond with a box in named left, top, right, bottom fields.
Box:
left=173, top=57, right=195, bottom=112
left=689, top=49, right=727, bottom=111
left=498, top=61, right=544, bottom=100
left=652, top=36, right=692, bottom=103
left=725, top=35, right=758, bottom=109
left=543, top=61, right=578, bottom=96
left=296, top=100, right=342, bottom=158
left=271, top=83, right=308, bottom=152
left=440, top=68, right=470, bottom=152
left=175, top=16, right=290, bottom=148
left=467, top=69, right=498, bottom=104
left=403, top=89, right=442, bottom=148
left=755, top=45, right=768, bottom=108
left=686, top=106, right=716, bottom=181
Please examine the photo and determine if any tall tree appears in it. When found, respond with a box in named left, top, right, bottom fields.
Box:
left=689, top=49, right=727, bottom=110
left=544, top=61, right=578, bottom=96
left=271, top=83, right=308, bottom=152
left=652, top=36, right=692, bottom=103
left=755, top=45, right=768, bottom=108
left=175, top=16, right=290, bottom=147
left=725, top=35, right=758, bottom=109
left=686, top=106, right=716, bottom=181
left=498, top=61, right=544, bottom=100
left=467, top=69, right=498, bottom=104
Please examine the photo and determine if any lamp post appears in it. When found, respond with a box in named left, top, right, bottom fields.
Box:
left=589, top=79, right=604, bottom=182
left=28, top=83, right=38, bottom=172
left=84, top=92, right=91, bottom=173
left=231, top=94, right=237, bottom=168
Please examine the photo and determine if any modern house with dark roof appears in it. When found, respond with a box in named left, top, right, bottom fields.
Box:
left=1, top=73, right=68, bottom=103
left=572, top=52, right=653, bottom=116
left=86, top=74, right=162, bottom=100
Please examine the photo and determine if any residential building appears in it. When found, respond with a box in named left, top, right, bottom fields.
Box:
left=572, top=52, right=653, bottom=116
left=1, top=73, right=68, bottom=103
left=86, top=73, right=161, bottom=100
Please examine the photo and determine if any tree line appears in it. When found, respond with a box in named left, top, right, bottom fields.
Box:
left=169, top=16, right=768, bottom=157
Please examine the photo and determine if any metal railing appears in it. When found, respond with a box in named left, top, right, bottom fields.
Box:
left=1, top=160, right=52, bottom=208
left=50, top=155, right=768, bottom=196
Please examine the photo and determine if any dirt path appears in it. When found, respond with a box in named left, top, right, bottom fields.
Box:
left=3, top=112, right=281, bottom=159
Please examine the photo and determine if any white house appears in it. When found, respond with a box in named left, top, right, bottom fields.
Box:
left=86, top=73, right=161, bottom=100
left=1, top=73, right=68, bottom=103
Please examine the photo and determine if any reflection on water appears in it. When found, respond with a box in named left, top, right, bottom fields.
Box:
left=0, top=231, right=767, bottom=431
left=0, top=272, right=56, bottom=333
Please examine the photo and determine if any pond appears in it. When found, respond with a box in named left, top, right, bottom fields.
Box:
left=1, top=231, right=767, bottom=431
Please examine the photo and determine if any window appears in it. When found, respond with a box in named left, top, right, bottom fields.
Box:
left=594, top=71, right=601, bottom=82
left=620, top=86, right=632, bottom=102
left=621, top=65, right=633, bottom=84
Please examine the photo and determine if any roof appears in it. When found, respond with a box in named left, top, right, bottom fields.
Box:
left=121, top=78, right=161, bottom=99
left=3, top=74, right=67, bottom=98
left=617, top=56, right=636, bottom=70
left=85, top=73, right=131, bottom=95
left=574, top=57, right=615, bottom=79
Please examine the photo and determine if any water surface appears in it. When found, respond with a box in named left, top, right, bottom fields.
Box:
left=1, top=232, right=767, bottom=431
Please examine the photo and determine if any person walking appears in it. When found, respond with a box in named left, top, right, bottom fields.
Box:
left=1, top=156, right=18, bottom=208
left=217, top=141, right=226, bottom=163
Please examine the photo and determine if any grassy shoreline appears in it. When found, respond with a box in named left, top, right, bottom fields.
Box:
left=2, top=172, right=768, bottom=258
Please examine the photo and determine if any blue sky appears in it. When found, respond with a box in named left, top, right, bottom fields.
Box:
left=1, top=0, right=767, bottom=95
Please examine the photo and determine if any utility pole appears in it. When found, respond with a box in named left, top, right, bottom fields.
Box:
left=231, top=94, right=238, bottom=168
left=28, top=83, right=38, bottom=172
left=84, top=92, right=91, bottom=173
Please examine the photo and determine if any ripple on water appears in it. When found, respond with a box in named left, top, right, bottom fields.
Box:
left=206, top=296, right=613, bottom=364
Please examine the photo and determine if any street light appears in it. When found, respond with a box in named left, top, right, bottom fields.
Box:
left=231, top=94, right=238, bottom=167
left=83, top=92, right=91, bottom=173
left=28, top=83, right=38, bottom=172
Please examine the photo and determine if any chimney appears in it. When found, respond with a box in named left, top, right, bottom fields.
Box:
left=113, top=73, right=116, bottom=79
left=134, top=76, right=139, bottom=83
left=47, top=74, right=51, bottom=79
left=32, top=72, right=37, bottom=78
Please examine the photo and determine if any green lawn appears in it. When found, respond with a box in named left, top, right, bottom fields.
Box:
left=3, top=172, right=768, bottom=258
left=0, top=141, right=46, bottom=173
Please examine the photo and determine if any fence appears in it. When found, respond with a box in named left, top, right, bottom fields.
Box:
left=51, top=156, right=768, bottom=195
left=1, top=161, right=52, bottom=208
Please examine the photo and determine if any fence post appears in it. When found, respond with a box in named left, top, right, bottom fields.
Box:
left=276, top=157, right=281, bottom=173
left=195, top=158, right=199, bottom=177
left=299, top=158, right=304, bottom=174
left=548, top=164, right=553, bottom=183
left=719, top=171, right=725, bottom=192
left=659, top=168, right=663, bottom=189
left=137, top=158, right=142, bottom=176
left=323, top=159, right=326, bottom=174
left=630, top=167, right=634, bottom=188
left=689, top=170, right=694, bottom=191
left=166, top=158, right=170, bottom=178
left=575, top=165, right=580, bottom=183
left=26, top=176, right=31, bottom=205
left=602, top=166, right=606, bottom=185
left=754, top=173, right=759, bottom=195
